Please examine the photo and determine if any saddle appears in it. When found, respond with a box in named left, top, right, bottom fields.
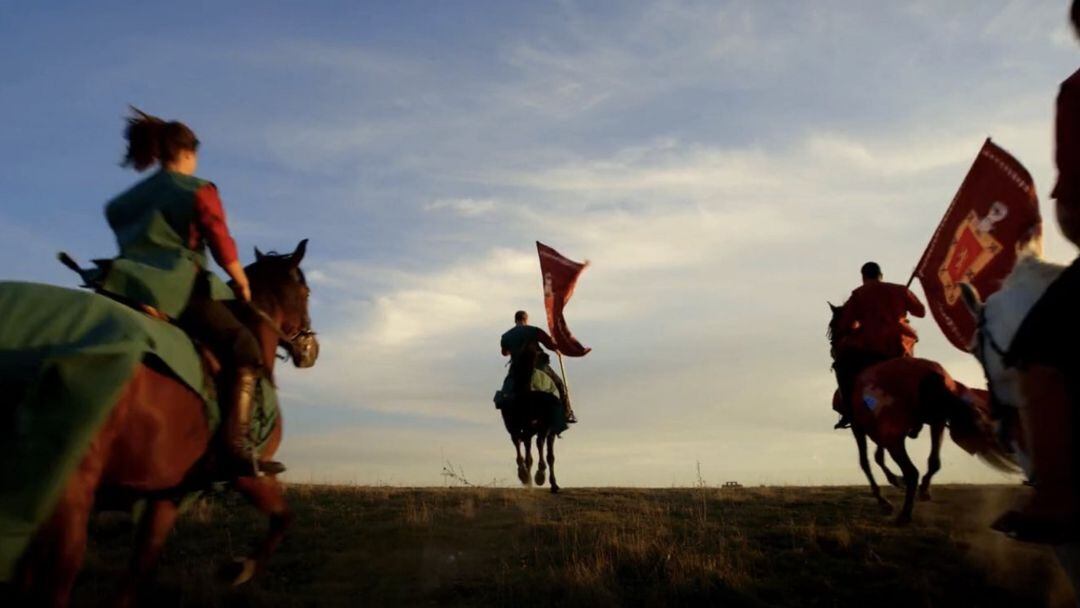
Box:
left=59, top=253, right=223, bottom=393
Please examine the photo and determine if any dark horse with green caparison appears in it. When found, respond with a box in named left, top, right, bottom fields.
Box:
left=12, top=240, right=318, bottom=608
left=501, top=340, right=564, bottom=493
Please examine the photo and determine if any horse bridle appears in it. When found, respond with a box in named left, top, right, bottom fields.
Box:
left=247, top=303, right=317, bottom=363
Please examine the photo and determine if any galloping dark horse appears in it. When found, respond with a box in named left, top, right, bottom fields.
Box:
left=501, top=340, right=563, bottom=493
left=15, top=240, right=318, bottom=607
left=827, top=303, right=1015, bottom=523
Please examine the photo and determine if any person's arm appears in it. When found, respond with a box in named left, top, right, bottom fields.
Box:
left=837, top=293, right=860, bottom=331
left=193, top=184, right=250, bottom=301
left=536, top=328, right=559, bottom=352
left=904, top=288, right=926, bottom=318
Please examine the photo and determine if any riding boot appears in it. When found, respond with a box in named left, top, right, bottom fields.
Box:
left=992, top=366, right=1078, bottom=544
left=226, top=367, right=286, bottom=476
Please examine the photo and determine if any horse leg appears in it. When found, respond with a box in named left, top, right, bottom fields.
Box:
left=874, top=445, right=903, bottom=489
left=887, top=441, right=919, bottom=525
left=546, top=433, right=559, bottom=494
left=523, top=435, right=535, bottom=487
left=534, top=433, right=548, bottom=487
left=225, top=475, right=294, bottom=587
left=512, top=435, right=529, bottom=485
left=854, top=428, right=892, bottom=514
left=919, top=422, right=945, bottom=502
left=114, top=498, right=180, bottom=607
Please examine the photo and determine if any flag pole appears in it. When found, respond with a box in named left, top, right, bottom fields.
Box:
left=556, top=350, right=571, bottom=403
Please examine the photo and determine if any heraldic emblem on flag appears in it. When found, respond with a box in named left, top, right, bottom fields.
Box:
left=937, top=202, right=1008, bottom=306
left=914, top=138, right=1041, bottom=351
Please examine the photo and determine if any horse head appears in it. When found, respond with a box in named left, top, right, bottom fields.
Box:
left=246, top=239, right=320, bottom=369
left=826, top=302, right=847, bottom=355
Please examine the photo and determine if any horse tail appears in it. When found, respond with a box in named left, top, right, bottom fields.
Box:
left=923, top=374, right=1018, bottom=473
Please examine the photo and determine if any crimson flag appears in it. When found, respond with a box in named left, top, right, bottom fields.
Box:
left=537, top=241, right=591, bottom=357
left=914, top=138, right=1042, bottom=351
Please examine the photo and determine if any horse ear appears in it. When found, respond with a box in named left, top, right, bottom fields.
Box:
left=959, top=282, right=983, bottom=318
left=254, top=246, right=265, bottom=261
left=828, top=302, right=838, bottom=312
left=290, top=239, right=308, bottom=266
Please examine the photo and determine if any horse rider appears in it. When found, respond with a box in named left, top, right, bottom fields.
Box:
left=97, top=108, right=282, bottom=475
left=500, top=310, right=577, bottom=423
left=994, top=0, right=1080, bottom=543
left=833, top=262, right=926, bottom=429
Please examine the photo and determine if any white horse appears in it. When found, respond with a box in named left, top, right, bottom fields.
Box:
left=960, top=252, right=1080, bottom=600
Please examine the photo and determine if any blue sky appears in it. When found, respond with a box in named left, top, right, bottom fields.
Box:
left=2, top=0, right=1078, bottom=486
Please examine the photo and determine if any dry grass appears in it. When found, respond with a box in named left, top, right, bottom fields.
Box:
left=72, top=484, right=1072, bottom=607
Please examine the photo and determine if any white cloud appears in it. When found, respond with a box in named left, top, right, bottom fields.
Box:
left=424, top=198, right=500, bottom=217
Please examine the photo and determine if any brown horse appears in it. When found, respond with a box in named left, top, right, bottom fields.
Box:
left=828, top=303, right=1015, bottom=523
left=500, top=341, right=563, bottom=494
left=14, top=240, right=318, bottom=607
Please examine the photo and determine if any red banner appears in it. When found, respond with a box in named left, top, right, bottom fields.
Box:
left=914, top=138, right=1041, bottom=351
left=537, top=241, right=591, bottom=357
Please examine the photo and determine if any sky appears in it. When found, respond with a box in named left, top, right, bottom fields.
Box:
left=1, top=0, right=1078, bottom=487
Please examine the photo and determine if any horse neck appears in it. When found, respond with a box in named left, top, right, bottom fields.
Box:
left=251, top=311, right=282, bottom=380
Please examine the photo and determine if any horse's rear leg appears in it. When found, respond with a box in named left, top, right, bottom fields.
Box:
left=228, top=475, right=293, bottom=587
left=115, top=498, right=180, bottom=608
left=854, top=429, right=892, bottom=514
left=919, top=422, right=945, bottom=502
left=534, top=434, right=547, bottom=487
left=874, top=445, right=903, bottom=489
left=546, top=433, right=559, bottom=494
left=887, top=441, right=919, bottom=525
left=23, top=445, right=107, bottom=607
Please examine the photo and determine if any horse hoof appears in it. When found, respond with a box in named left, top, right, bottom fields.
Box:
left=220, top=557, right=257, bottom=587
left=550, top=484, right=560, bottom=494
left=918, top=491, right=932, bottom=502
left=517, top=466, right=529, bottom=486
left=535, top=470, right=546, bottom=486
left=888, top=477, right=904, bottom=490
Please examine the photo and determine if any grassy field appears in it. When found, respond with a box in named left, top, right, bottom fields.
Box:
left=71, top=484, right=1071, bottom=607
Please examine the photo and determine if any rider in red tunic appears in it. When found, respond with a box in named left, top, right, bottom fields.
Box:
left=833, top=262, right=926, bottom=429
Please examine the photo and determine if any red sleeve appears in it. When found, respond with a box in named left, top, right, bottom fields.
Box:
left=193, top=183, right=239, bottom=266
left=904, top=288, right=926, bottom=318
left=838, top=290, right=861, bottom=330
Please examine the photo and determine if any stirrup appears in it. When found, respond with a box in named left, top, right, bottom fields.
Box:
left=226, top=453, right=286, bottom=477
